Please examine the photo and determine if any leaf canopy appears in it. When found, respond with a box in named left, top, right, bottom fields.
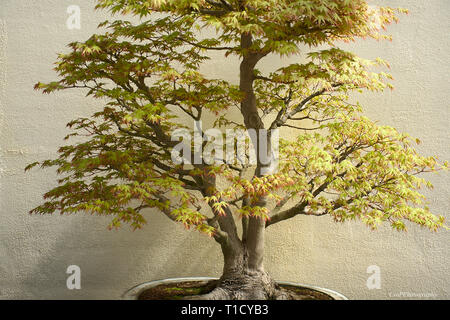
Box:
left=29, top=0, right=446, bottom=236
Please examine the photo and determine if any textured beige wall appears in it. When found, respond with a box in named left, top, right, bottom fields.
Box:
left=0, top=0, right=449, bottom=299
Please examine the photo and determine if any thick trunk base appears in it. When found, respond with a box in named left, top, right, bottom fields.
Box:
left=184, top=271, right=291, bottom=300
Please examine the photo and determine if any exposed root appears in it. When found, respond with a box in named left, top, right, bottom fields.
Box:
left=182, top=272, right=295, bottom=300
left=183, top=287, right=230, bottom=300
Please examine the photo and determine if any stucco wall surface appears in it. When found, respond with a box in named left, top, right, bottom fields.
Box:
left=0, top=0, right=449, bottom=299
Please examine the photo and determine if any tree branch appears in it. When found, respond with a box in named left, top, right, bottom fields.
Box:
left=269, top=84, right=342, bottom=130
left=266, top=203, right=327, bottom=228
left=176, top=37, right=235, bottom=51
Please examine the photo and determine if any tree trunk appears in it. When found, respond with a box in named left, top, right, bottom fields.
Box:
left=186, top=33, right=287, bottom=300
left=186, top=240, right=289, bottom=300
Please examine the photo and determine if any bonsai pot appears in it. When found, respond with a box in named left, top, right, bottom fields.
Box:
left=122, top=277, right=348, bottom=300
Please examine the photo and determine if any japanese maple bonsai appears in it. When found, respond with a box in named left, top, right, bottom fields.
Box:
left=28, top=0, right=447, bottom=299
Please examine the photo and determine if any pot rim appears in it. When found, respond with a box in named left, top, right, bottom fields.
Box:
left=122, top=277, right=348, bottom=300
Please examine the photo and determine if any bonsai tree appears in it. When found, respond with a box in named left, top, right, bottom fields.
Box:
left=28, top=0, right=447, bottom=299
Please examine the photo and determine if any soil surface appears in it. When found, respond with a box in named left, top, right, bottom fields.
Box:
left=138, top=280, right=334, bottom=300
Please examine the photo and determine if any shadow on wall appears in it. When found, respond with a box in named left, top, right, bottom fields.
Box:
left=14, top=209, right=222, bottom=299
left=9, top=159, right=222, bottom=299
